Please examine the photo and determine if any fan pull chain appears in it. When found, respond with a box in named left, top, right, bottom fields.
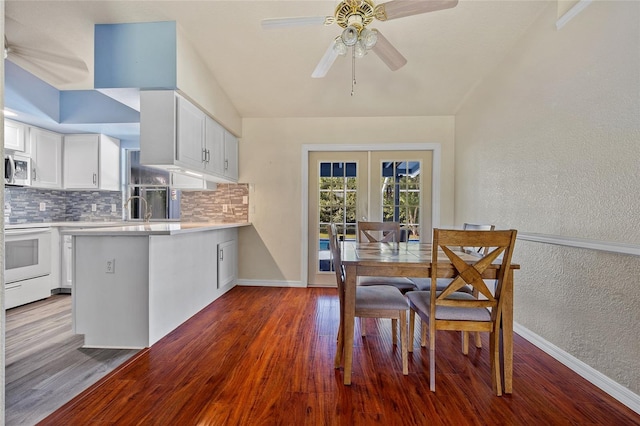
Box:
left=351, top=46, right=357, bottom=96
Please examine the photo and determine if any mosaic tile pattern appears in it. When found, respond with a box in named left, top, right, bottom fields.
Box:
left=181, top=183, right=249, bottom=223
left=4, top=187, right=122, bottom=223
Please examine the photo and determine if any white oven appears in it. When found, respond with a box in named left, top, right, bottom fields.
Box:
left=5, top=227, right=52, bottom=284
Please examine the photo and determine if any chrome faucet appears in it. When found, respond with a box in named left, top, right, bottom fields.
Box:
left=125, top=195, right=152, bottom=222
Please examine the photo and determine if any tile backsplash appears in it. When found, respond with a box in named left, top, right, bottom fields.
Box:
left=181, top=184, right=249, bottom=223
left=4, top=187, right=122, bottom=223
left=4, top=183, right=250, bottom=224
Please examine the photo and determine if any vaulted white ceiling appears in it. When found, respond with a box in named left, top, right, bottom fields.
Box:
left=5, top=0, right=549, bottom=119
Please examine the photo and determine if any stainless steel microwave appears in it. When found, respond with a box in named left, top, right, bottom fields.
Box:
left=4, top=153, right=31, bottom=186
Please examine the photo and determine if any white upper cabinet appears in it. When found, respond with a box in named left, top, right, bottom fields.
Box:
left=64, top=134, right=120, bottom=190
left=30, top=127, right=63, bottom=189
left=4, top=119, right=27, bottom=152
left=204, top=116, right=225, bottom=176
left=223, top=129, right=238, bottom=181
left=176, top=95, right=206, bottom=169
left=140, top=90, right=238, bottom=183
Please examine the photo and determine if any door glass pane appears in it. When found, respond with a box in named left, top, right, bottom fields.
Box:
left=318, top=162, right=357, bottom=272
left=380, top=160, right=421, bottom=242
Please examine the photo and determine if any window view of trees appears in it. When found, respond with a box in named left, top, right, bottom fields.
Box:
left=319, top=162, right=357, bottom=242
left=382, top=161, right=421, bottom=241
left=317, top=160, right=422, bottom=272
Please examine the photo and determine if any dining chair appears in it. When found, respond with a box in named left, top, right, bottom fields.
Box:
left=328, top=223, right=409, bottom=376
left=356, top=221, right=417, bottom=293
left=406, top=228, right=517, bottom=395
left=409, top=223, right=495, bottom=349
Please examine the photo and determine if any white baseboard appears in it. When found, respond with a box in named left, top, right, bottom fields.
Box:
left=515, top=322, right=640, bottom=415
left=236, top=279, right=305, bottom=288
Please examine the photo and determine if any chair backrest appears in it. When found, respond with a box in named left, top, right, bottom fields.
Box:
left=461, top=223, right=495, bottom=255
left=327, top=223, right=345, bottom=295
left=357, top=221, right=401, bottom=243
left=431, top=228, right=517, bottom=321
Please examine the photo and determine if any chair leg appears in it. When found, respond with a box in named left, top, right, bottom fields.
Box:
left=489, top=330, right=503, bottom=396
left=429, top=322, right=436, bottom=392
left=334, top=323, right=343, bottom=369
left=420, top=320, right=427, bottom=347
left=392, top=318, right=398, bottom=346
left=474, top=331, right=482, bottom=348
left=472, top=288, right=482, bottom=348
left=360, top=317, right=366, bottom=337
left=400, top=310, right=408, bottom=375
left=462, top=331, right=469, bottom=355
left=408, top=309, right=415, bottom=353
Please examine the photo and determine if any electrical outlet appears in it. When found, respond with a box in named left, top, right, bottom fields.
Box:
left=111, top=203, right=117, bottom=213
left=223, top=204, right=228, bottom=213
left=242, top=196, right=248, bottom=204
left=91, top=204, right=97, bottom=212
left=105, top=259, right=116, bottom=274
left=39, top=202, right=46, bottom=212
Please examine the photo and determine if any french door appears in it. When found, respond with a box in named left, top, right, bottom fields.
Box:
left=307, top=150, right=432, bottom=286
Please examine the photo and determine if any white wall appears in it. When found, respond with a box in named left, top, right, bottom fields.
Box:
left=455, top=1, right=640, bottom=396
left=238, top=116, right=455, bottom=283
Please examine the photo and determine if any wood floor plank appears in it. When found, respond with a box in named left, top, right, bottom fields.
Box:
left=35, top=287, right=640, bottom=425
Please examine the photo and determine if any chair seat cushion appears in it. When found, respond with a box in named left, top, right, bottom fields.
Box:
left=359, top=276, right=417, bottom=292
left=409, top=278, right=473, bottom=294
left=356, top=285, right=408, bottom=311
left=406, top=291, right=491, bottom=321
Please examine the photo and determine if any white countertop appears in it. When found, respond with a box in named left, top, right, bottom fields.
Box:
left=62, top=221, right=251, bottom=236
left=5, top=221, right=129, bottom=229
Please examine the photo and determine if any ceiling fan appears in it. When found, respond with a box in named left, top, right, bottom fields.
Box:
left=262, top=0, right=458, bottom=79
left=4, top=17, right=89, bottom=86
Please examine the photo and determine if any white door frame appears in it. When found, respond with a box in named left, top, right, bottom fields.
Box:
left=301, top=143, right=442, bottom=287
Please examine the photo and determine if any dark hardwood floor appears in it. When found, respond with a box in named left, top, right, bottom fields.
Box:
left=40, top=287, right=639, bottom=425
left=5, top=294, right=139, bottom=426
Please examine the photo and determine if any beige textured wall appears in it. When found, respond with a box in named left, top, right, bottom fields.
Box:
left=176, top=25, right=241, bottom=136
left=455, top=1, right=640, bottom=394
left=238, top=116, right=455, bottom=283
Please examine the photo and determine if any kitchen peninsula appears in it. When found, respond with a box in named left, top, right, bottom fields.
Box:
left=66, top=222, right=249, bottom=349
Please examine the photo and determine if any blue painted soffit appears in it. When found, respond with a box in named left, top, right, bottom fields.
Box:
left=4, top=60, right=60, bottom=124
left=95, top=21, right=177, bottom=90
left=4, top=60, right=140, bottom=144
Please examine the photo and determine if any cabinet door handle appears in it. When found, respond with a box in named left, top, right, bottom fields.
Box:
left=32, top=168, right=37, bottom=181
left=224, top=159, right=229, bottom=170
left=207, top=149, right=211, bottom=163
left=219, top=249, right=224, bottom=261
left=202, top=149, right=207, bottom=163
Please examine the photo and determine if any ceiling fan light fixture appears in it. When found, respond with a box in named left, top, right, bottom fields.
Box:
left=360, top=28, right=378, bottom=49
left=354, top=40, right=367, bottom=58
left=333, top=37, right=348, bottom=56
left=341, top=26, right=359, bottom=46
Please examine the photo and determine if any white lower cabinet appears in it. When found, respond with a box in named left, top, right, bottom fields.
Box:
left=61, top=234, right=74, bottom=290
left=217, top=237, right=237, bottom=289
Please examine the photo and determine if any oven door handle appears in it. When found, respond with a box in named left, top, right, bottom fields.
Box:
left=5, top=228, right=51, bottom=236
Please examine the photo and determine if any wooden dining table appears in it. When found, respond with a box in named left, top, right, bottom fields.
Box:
left=339, top=241, right=520, bottom=392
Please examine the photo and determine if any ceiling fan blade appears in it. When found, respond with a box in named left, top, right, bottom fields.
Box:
left=311, top=41, right=339, bottom=78
left=261, top=16, right=329, bottom=30
left=376, top=0, right=458, bottom=21
left=371, top=31, right=407, bottom=71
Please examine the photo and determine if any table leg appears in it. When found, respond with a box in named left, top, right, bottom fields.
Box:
left=503, top=269, right=514, bottom=394
left=343, top=264, right=357, bottom=385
